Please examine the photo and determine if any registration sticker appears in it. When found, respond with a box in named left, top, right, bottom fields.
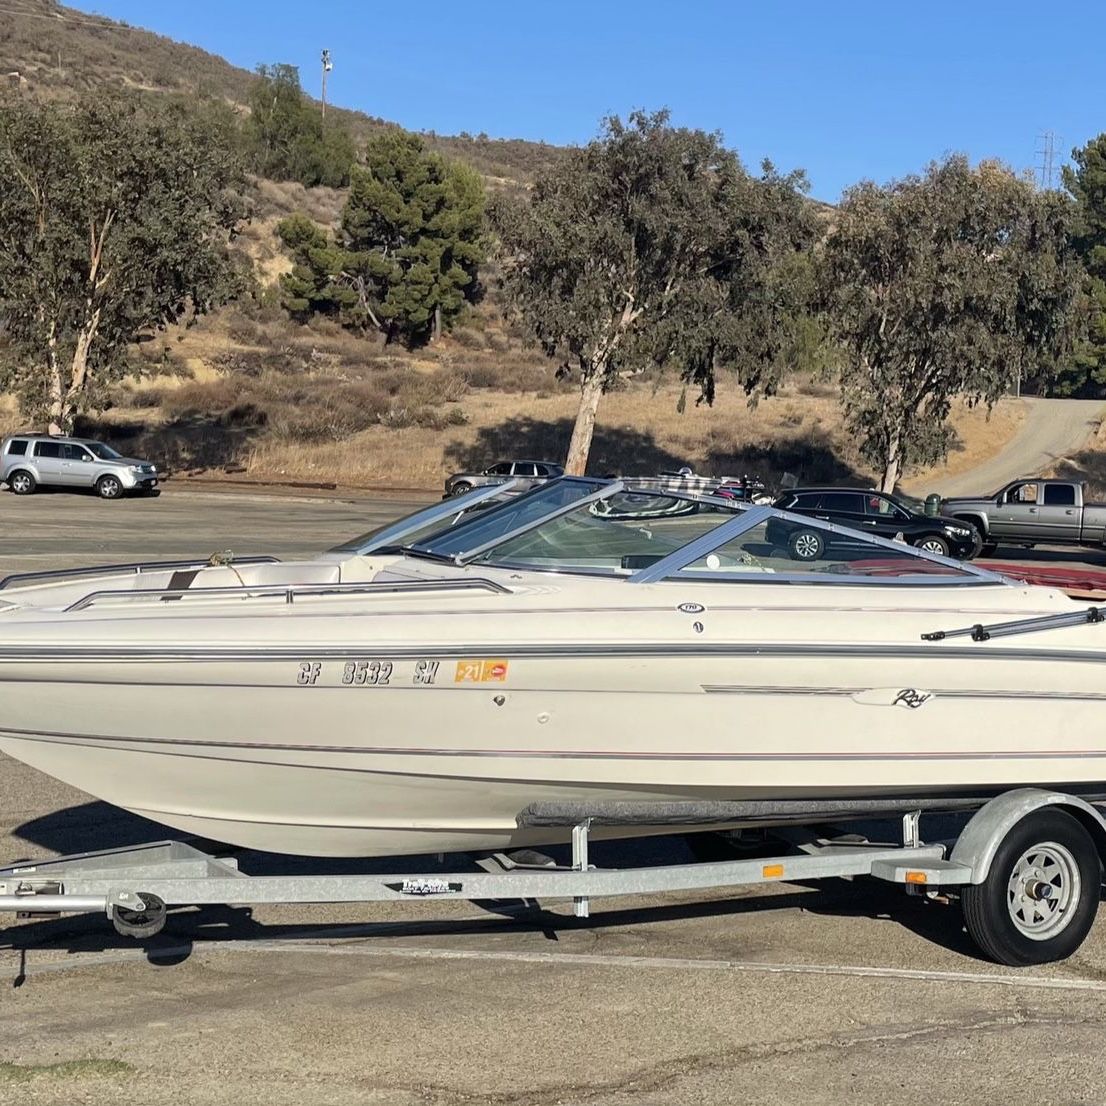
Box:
left=455, top=658, right=509, bottom=683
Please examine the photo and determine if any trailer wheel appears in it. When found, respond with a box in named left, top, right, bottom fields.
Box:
left=111, top=893, right=167, bottom=939
left=962, top=810, right=1101, bottom=966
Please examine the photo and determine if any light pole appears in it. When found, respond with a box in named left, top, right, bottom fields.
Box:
left=321, top=49, right=332, bottom=118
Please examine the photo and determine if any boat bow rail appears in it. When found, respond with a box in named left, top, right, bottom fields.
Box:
left=0, top=556, right=282, bottom=592
left=63, top=576, right=514, bottom=612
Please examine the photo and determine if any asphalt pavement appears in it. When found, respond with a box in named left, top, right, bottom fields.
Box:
left=0, top=485, right=1105, bottom=1106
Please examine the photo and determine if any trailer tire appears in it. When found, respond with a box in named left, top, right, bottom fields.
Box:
left=111, top=893, right=167, bottom=939
left=961, top=810, right=1100, bottom=966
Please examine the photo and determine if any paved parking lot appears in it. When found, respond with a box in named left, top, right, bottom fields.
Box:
left=0, top=486, right=1105, bottom=1105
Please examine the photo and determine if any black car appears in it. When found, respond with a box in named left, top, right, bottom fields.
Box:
left=769, top=487, right=982, bottom=561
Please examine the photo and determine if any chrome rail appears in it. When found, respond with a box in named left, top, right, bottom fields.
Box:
left=922, top=606, right=1106, bottom=643
left=64, top=577, right=512, bottom=612
left=0, top=556, right=281, bottom=592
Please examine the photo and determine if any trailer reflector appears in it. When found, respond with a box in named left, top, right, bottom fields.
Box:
left=762, top=864, right=784, bottom=878
left=905, top=871, right=928, bottom=885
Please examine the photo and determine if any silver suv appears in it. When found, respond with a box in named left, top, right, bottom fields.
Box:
left=444, top=459, right=564, bottom=497
left=1, top=434, right=160, bottom=499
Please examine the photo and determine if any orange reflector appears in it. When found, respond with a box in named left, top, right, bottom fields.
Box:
left=905, top=871, right=928, bottom=885
left=762, top=864, right=784, bottom=878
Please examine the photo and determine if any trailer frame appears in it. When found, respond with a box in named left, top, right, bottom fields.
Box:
left=1, top=789, right=1104, bottom=964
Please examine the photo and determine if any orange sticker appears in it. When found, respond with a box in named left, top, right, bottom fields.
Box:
left=454, top=658, right=509, bottom=683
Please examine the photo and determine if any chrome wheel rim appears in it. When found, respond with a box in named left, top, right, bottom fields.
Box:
left=1006, top=841, right=1079, bottom=941
left=11, top=474, right=30, bottom=493
left=793, top=533, right=820, bottom=558
left=920, top=539, right=946, bottom=554
left=100, top=477, right=121, bottom=498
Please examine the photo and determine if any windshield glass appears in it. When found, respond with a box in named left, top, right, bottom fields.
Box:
left=329, top=488, right=518, bottom=554
left=467, top=492, right=740, bottom=574
left=407, top=477, right=610, bottom=559
left=84, top=442, right=121, bottom=460
left=672, top=516, right=973, bottom=580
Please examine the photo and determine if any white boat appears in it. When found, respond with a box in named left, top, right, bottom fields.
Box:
left=1, top=477, right=1104, bottom=858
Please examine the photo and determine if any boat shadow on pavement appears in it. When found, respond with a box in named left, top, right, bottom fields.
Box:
left=0, top=804, right=1053, bottom=970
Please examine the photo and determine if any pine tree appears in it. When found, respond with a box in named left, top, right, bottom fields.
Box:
left=277, top=131, right=486, bottom=344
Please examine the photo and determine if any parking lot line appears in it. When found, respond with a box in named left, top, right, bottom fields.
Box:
left=10, top=938, right=1106, bottom=992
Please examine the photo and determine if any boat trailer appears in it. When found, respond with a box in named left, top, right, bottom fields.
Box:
left=1, top=789, right=1104, bottom=965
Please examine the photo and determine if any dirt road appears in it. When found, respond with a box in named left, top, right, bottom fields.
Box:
left=921, top=397, right=1105, bottom=497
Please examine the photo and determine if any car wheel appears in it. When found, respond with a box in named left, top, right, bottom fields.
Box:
left=449, top=481, right=474, bottom=497
left=788, top=528, right=824, bottom=561
left=961, top=809, right=1100, bottom=965
left=916, top=535, right=950, bottom=557
left=7, top=470, right=35, bottom=495
left=96, top=474, right=123, bottom=500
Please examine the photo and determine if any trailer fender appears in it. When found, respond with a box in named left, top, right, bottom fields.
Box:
left=950, top=788, right=1106, bottom=883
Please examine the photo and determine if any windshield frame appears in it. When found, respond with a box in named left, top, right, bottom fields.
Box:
left=625, top=505, right=1006, bottom=586
left=404, top=476, right=616, bottom=563
left=328, top=480, right=521, bottom=555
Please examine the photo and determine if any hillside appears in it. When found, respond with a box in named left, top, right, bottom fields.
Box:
left=0, top=0, right=563, bottom=183
left=0, top=2, right=1022, bottom=495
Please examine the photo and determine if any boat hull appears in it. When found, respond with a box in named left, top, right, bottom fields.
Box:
left=3, top=646, right=1106, bottom=856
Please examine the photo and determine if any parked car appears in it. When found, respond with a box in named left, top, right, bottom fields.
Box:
left=769, top=487, right=981, bottom=561
left=443, top=460, right=563, bottom=498
left=941, top=479, right=1106, bottom=556
left=0, top=434, right=160, bottom=499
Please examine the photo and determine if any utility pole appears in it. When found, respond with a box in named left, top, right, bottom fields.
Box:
left=1036, top=130, right=1058, bottom=190
left=320, top=49, right=332, bottom=119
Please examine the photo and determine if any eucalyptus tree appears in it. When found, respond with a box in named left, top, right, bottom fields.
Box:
left=823, top=156, right=1081, bottom=492
left=0, top=94, right=245, bottom=432
left=492, top=110, right=817, bottom=474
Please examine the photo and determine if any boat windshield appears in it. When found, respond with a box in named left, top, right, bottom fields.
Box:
left=464, top=491, right=742, bottom=575
left=329, top=481, right=522, bottom=555
left=405, top=477, right=614, bottom=560
left=451, top=484, right=1003, bottom=586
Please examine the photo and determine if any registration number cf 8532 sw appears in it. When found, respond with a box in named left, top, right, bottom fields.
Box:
left=295, top=659, right=441, bottom=687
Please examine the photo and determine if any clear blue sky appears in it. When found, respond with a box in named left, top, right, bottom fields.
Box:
left=71, top=0, right=1106, bottom=201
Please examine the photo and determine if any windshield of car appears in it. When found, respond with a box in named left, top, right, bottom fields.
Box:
left=84, top=442, right=121, bottom=460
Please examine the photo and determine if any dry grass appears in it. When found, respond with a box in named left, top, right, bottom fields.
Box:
left=0, top=395, right=22, bottom=436
left=244, top=381, right=862, bottom=487
left=904, top=398, right=1027, bottom=491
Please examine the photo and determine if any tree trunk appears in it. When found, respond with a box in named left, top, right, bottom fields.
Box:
left=432, top=304, right=442, bottom=343
left=45, top=319, right=65, bottom=435
left=564, top=369, right=605, bottom=475
left=880, top=432, right=901, bottom=493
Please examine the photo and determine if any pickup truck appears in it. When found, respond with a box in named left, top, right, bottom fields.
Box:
left=941, top=479, right=1106, bottom=554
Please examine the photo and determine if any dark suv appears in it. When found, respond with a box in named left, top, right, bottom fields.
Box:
left=770, top=488, right=981, bottom=561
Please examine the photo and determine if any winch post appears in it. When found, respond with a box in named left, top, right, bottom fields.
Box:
left=572, top=819, right=592, bottom=918
left=902, top=810, right=921, bottom=850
